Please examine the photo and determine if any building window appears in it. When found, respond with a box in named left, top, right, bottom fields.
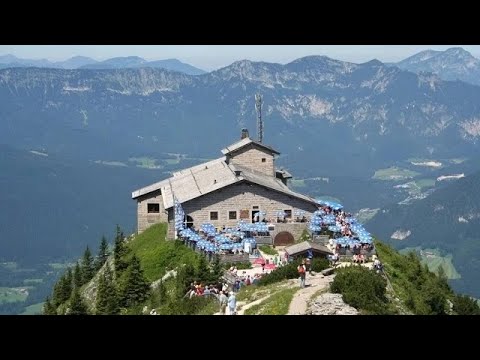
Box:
left=210, top=211, right=219, bottom=221
left=284, top=209, right=292, bottom=219
left=229, top=211, right=237, bottom=220
left=253, top=206, right=259, bottom=209
left=261, top=158, right=266, bottom=163
left=147, top=203, right=160, bottom=213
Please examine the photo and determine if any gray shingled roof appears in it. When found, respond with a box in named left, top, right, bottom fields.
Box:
left=132, top=154, right=317, bottom=209
left=234, top=165, right=316, bottom=205
left=284, top=241, right=333, bottom=256
left=221, top=137, right=280, bottom=155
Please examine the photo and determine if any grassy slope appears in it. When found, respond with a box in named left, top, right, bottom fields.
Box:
left=375, top=240, right=453, bottom=314
left=400, top=247, right=461, bottom=279
left=127, top=223, right=199, bottom=282
left=259, top=245, right=278, bottom=256
left=244, top=286, right=298, bottom=315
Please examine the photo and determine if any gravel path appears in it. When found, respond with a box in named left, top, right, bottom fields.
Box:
left=287, top=274, right=334, bottom=315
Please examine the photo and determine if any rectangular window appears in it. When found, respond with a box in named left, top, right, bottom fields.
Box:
left=147, top=203, right=160, bottom=213
left=261, top=158, right=266, bottom=163
left=284, top=209, right=292, bottom=219
left=229, top=211, right=237, bottom=220
left=253, top=206, right=259, bottom=209
left=210, top=211, right=218, bottom=221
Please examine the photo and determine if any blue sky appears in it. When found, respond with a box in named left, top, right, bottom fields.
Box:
left=1, top=45, right=479, bottom=71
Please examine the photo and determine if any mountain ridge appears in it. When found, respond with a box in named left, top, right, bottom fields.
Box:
left=0, top=54, right=206, bottom=75
left=394, top=47, right=480, bottom=86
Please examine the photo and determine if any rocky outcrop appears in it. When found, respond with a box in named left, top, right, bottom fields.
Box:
left=307, top=293, right=359, bottom=315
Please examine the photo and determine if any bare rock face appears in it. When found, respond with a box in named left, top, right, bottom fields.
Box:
left=307, top=293, right=359, bottom=315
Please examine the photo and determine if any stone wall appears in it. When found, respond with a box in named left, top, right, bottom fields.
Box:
left=229, top=144, right=275, bottom=176
left=271, top=223, right=308, bottom=243
left=181, top=182, right=317, bottom=230
left=136, top=190, right=168, bottom=233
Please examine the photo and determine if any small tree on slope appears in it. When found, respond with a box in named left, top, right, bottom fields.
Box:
left=119, top=255, right=150, bottom=308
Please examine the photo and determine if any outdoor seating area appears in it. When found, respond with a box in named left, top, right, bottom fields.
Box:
left=308, top=200, right=376, bottom=264
left=173, top=194, right=378, bottom=272
left=174, top=198, right=268, bottom=260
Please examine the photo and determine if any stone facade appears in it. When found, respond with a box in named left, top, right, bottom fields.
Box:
left=227, top=144, right=275, bottom=177
left=271, top=223, right=308, bottom=244
left=137, top=190, right=168, bottom=233
left=169, top=182, right=317, bottom=237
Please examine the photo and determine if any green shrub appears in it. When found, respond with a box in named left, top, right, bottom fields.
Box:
left=257, top=260, right=302, bottom=286
left=311, top=258, right=329, bottom=272
left=452, top=294, right=480, bottom=315
left=259, top=245, right=278, bottom=256
left=223, top=261, right=252, bottom=270
left=160, top=295, right=217, bottom=315
left=330, top=266, right=389, bottom=314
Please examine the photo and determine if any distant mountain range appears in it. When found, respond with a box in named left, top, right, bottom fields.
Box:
left=0, top=54, right=206, bottom=75
left=393, top=47, right=480, bottom=86
left=2, top=57, right=480, bottom=176
left=367, top=169, right=480, bottom=297
left=4, top=47, right=480, bottom=82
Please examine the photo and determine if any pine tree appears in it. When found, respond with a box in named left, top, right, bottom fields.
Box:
left=81, top=246, right=94, bottom=284
left=211, top=254, right=223, bottom=281
left=175, top=266, right=188, bottom=300
left=453, top=294, right=480, bottom=315
left=69, top=287, right=88, bottom=315
left=73, top=262, right=83, bottom=288
left=57, top=268, right=73, bottom=306
left=119, top=255, right=150, bottom=308
left=436, top=265, right=451, bottom=293
left=114, top=225, right=129, bottom=275
left=104, top=265, right=119, bottom=314
left=196, top=254, right=210, bottom=283
left=96, top=273, right=108, bottom=315
left=95, top=236, right=110, bottom=271
left=96, top=264, right=119, bottom=315
left=51, top=267, right=74, bottom=308
left=51, top=275, right=64, bottom=307
left=43, top=296, right=57, bottom=315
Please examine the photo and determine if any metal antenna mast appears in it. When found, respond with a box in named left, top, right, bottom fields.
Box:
left=255, top=94, right=263, bottom=143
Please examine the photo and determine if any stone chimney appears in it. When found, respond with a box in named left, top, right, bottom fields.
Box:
left=241, top=128, right=249, bottom=139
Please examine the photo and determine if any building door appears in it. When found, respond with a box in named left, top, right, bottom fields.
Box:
left=252, top=206, right=260, bottom=223
left=274, top=231, right=295, bottom=246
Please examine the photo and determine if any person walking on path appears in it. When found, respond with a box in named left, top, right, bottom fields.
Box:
left=298, top=260, right=307, bottom=288
left=218, top=291, right=228, bottom=315
left=228, top=291, right=237, bottom=315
